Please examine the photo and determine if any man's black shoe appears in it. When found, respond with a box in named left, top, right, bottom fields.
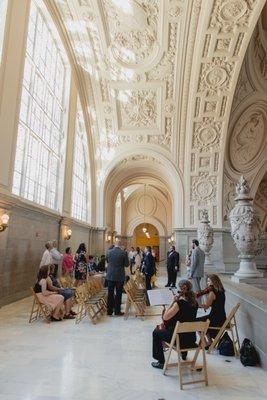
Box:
left=165, top=284, right=170, bottom=287
left=107, top=312, right=113, bottom=316
left=115, top=312, right=124, bottom=316
left=151, top=361, right=164, bottom=369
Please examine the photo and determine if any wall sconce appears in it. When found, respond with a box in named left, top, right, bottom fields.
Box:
left=170, top=235, right=174, bottom=242
left=0, top=213, right=9, bottom=232
left=106, top=233, right=112, bottom=242
left=65, top=228, right=72, bottom=240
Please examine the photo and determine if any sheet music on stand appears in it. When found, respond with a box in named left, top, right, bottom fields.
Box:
left=147, top=288, right=177, bottom=307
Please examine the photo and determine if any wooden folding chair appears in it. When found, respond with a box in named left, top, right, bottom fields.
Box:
left=134, top=270, right=146, bottom=290
left=28, top=288, right=52, bottom=323
left=75, top=284, right=105, bottom=325
left=123, top=279, right=146, bottom=320
left=207, top=303, right=240, bottom=357
left=163, top=320, right=210, bottom=390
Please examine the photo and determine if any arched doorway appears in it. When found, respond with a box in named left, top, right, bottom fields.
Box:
left=133, top=223, right=160, bottom=261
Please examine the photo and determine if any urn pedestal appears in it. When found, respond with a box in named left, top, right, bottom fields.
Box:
left=229, top=176, right=263, bottom=281
left=197, top=210, right=214, bottom=268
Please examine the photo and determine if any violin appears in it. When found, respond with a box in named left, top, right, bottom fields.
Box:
left=195, top=285, right=214, bottom=298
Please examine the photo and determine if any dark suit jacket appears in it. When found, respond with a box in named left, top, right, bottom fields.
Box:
left=106, top=246, right=129, bottom=282
left=143, top=252, right=155, bottom=276
left=167, top=251, right=180, bottom=270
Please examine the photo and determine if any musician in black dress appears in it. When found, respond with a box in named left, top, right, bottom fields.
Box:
left=151, top=279, right=198, bottom=369
left=197, top=274, right=226, bottom=346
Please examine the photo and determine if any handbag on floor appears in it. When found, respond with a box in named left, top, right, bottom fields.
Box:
left=217, top=332, right=235, bottom=356
left=240, top=338, right=259, bottom=367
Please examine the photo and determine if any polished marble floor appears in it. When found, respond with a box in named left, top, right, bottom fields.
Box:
left=0, top=279, right=267, bottom=400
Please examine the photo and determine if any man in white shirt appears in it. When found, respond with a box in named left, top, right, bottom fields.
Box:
left=39, top=241, right=53, bottom=268
left=51, top=240, right=63, bottom=278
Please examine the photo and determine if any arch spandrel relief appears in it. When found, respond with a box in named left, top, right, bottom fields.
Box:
left=229, top=103, right=267, bottom=172
left=224, top=8, right=267, bottom=226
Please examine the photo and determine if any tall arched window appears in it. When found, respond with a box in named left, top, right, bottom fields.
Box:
left=0, top=0, right=8, bottom=63
left=71, top=110, right=90, bottom=223
left=12, top=0, right=70, bottom=211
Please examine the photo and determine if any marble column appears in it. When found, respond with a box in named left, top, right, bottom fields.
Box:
left=230, top=176, right=263, bottom=281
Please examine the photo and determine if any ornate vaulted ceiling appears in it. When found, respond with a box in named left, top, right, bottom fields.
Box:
left=47, top=0, right=266, bottom=229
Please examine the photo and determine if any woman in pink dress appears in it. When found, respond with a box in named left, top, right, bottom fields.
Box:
left=62, top=247, right=74, bottom=275
left=34, top=265, right=64, bottom=321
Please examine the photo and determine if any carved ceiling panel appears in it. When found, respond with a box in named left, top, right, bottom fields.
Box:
left=53, top=0, right=193, bottom=170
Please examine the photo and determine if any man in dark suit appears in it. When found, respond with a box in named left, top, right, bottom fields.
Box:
left=106, top=239, right=129, bottom=316
left=165, top=245, right=179, bottom=288
left=143, top=246, right=156, bottom=290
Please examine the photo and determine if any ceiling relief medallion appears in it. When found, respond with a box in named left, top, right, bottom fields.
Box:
left=193, top=118, right=222, bottom=152
left=229, top=103, right=267, bottom=172
left=117, top=89, right=158, bottom=129
left=198, top=58, right=234, bottom=96
left=191, top=173, right=217, bottom=206
left=102, top=0, right=160, bottom=67
left=210, top=0, right=256, bottom=33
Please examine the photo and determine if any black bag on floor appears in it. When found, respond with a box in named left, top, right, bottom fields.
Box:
left=240, top=338, right=259, bottom=367
left=218, top=332, right=235, bottom=356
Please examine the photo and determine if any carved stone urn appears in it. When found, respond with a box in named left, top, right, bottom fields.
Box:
left=197, top=209, right=214, bottom=267
left=229, top=176, right=263, bottom=279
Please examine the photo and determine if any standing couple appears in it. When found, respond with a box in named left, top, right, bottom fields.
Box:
left=166, top=240, right=205, bottom=293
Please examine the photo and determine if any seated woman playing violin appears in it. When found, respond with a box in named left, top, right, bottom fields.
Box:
left=151, top=279, right=198, bottom=369
left=196, top=274, right=226, bottom=347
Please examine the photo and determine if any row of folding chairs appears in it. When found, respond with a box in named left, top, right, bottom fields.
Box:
left=163, top=302, right=241, bottom=390
left=124, top=275, right=147, bottom=319
left=75, top=280, right=107, bottom=325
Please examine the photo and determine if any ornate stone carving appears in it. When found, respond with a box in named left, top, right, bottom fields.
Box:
left=255, top=28, right=267, bottom=81
left=223, top=174, right=236, bottom=223
left=118, top=90, right=158, bottom=128
left=191, top=173, right=217, bottom=205
left=197, top=210, right=214, bottom=266
left=198, top=57, right=234, bottom=96
left=193, top=118, right=222, bottom=152
left=210, top=0, right=255, bottom=33
left=230, top=176, right=263, bottom=279
left=102, top=0, right=159, bottom=66
left=229, top=104, right=267, bottom=172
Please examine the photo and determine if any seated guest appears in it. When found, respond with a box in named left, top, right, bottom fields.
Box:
left=196, top=274, right=226, bottom=346
left=47, top=265, right=75, bottom=319
left=151, top=279, right=198, bottom=369
left=62, top=247, right=74, bottom=275
left=34, top=265, right=64, bottom=321
left=96, top=255, right=106, bottom=272
left=87, top=255, right=97, bottom=275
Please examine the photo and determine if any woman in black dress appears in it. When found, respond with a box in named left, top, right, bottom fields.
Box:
left=197, top=274, right=226, bottom=346
left=151, top=279, right=198, bottom=369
